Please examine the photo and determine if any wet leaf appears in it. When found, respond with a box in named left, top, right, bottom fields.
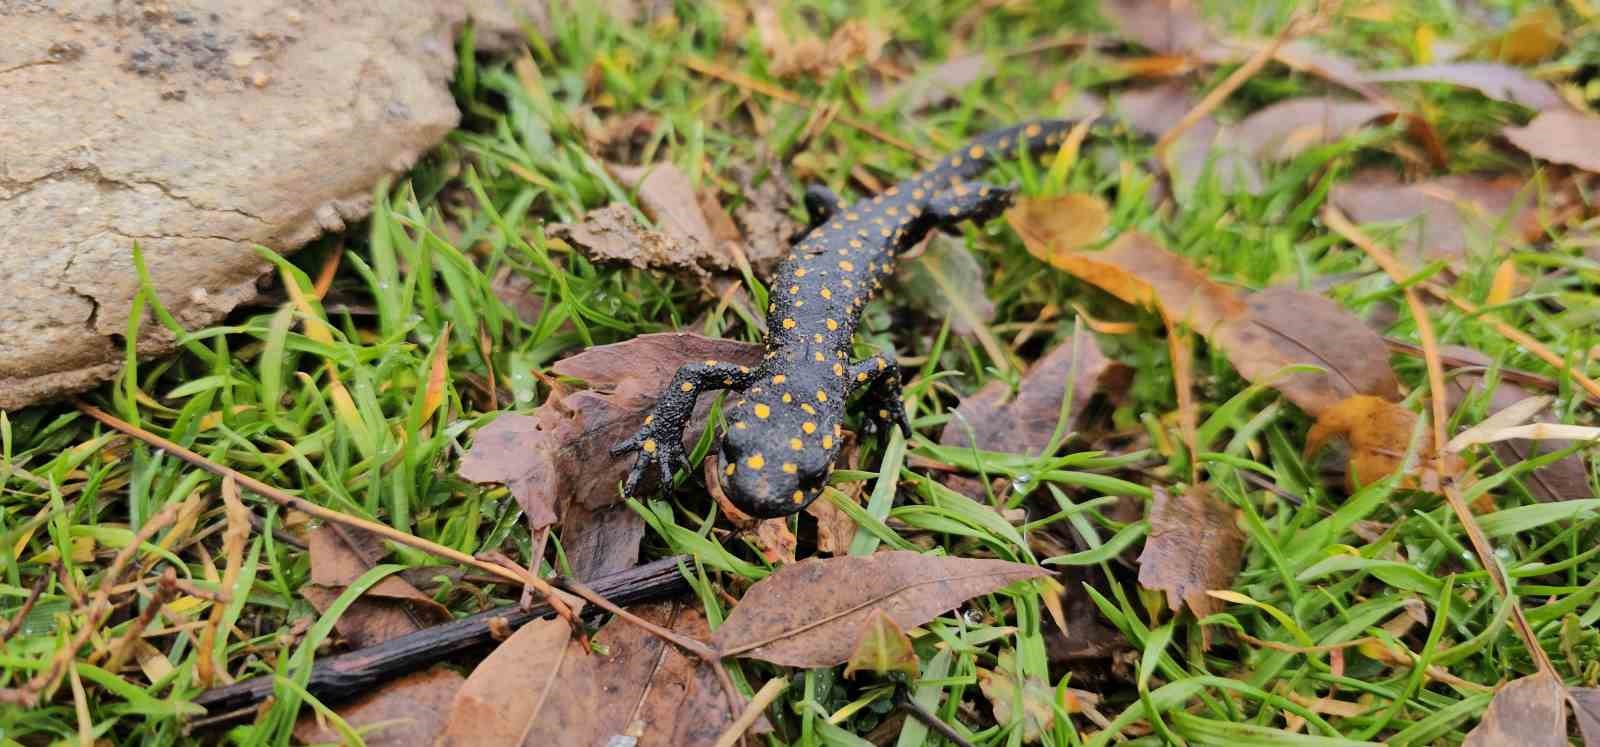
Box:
left=436, top=616, right=578, bottom=747
left=300, top=526, right=450, bottom=649
left=727, top=155, right=803, bottom=277
left=843, top=609, right=919, bottom=680
left=561, top=502, right=647, bottom=582
left=1330, top=171, right=1538, bottom=264
left=1504, top=110, right=1600, bottom=174
left=870, top=52, right=994, bottom=112
left=460, top=334, right=765, bottom=537
left=711, top=551, right=1047, bottom=667
left=1101, top=0, right=1229, bottom=59
left=1304, top=395, right=1456, bottom=491
left=1230, top=97, right=1392, bottom=162
left=548, top=203, right=722, bottom=280
left=610, top=162, right=720, bottom=255
left=1137, top=485, right=1243, bottom=620
left=522, top=602, right=745, bottom=747
left=1463, top=670, right=1567, bottom=747
left=1272, top=41, right=1381, bottom=96
left=1572, top=687, right=1600, bottom=747
left=1116, top=84, right=1261, bottom=201
left=897, top=234, right=997, bottom=338
left=293, top=666, right=462, bottom=747
left=977, top=649, right=1065, bottom=743
left=939, top=329, right=1130, bottom=455
left=1360, top=63, right=1565, bottom=111
left=1007, top=194, right=1112, bottom=261
left=1475, top=6, right=1564, bottom=65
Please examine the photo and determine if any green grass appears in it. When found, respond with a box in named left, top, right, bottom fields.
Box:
left=4, top=1, right=1599, bottom=745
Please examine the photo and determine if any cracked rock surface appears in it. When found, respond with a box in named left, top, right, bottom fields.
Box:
left=0, top=0, right=562, bottom=409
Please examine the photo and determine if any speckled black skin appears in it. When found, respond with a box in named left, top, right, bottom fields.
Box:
left=613, top=119, right=1083, bottom=517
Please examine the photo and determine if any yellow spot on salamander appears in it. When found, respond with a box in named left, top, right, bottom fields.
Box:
left=857, top=372, right=869, bottom=382
left=783, top=462, right=798, bottom=474
left=734, top=421, right=748, bottom=430
left=782, top=393, right=792, bottom=403
left=772, top=374, right=786, bottom=384
left=680, top=382, right=695, bottom=392
left=849, top=239, right=862, bottom=249
left=1024, top=123, right=1042, bottom=137
left=802, top=421, right=817, bottom=434
left=789, top=437, right=804, bottom=451
left=782, top=318, right=796, bottom=329
left=725, top=462, right=736, bottom=476
left=877, top=358, right=887, bottom=370
left=822, top=435, right=834, bottom=449
left=792, top=490, right=806, bottom=503
left=912, top=189, right=925, bottom=199
left=833, top=362, right=845, bottom=376
left=838, top=260, right=854, bottom=272
left=814, top=351, right=825, bottom=361
left=846, top=212, right=859, bottom=220
left=789, top=285, right=799, bottom=295
left=795, top=267, right=807, bottom=277
left=816, top=390, right=828, bottom=402
left=950, top=155, right=963, bottom=167
left=642, top=438, right=657, bottom=453
left=820, top=287, right=832, bottom=299
left=644, top=414, right=654, bottom=425
left=826, top=319, right=838, bottom=330
left=968, top=145, right=985, bottom=159
left=746, top=454, right=766, bottom=470
left=754, top=404, right=771, bottom=419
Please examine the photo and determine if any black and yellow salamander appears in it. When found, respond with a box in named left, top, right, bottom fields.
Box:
left=613, top=119, right=1082, bottom=517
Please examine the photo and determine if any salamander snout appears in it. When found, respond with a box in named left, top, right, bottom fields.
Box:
left=716, top=430, right=827, bottom=518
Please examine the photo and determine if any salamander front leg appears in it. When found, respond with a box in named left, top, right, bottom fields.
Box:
left=848, top=351, right=912, bottom=438
left=791, top=184, right=845, bottom=243
left=610, top=361, right=758, bottom=496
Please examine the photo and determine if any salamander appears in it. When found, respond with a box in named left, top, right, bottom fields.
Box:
left=612, top=119, right=1083, bottom=517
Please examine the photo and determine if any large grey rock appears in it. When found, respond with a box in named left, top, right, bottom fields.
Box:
left=0, top=0, right=552, bottom=410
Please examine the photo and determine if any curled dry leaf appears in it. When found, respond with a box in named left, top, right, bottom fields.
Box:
left=1137, top=485, right=1243, bottom=623
left=1359, top=63, right=1566, bottom=112
left=1443, top=347, right=1591, bottom=503
left=1474, top=6, right=1564, bottom=66
left=711, top=551, right=1047, bottom=667
left=460, top=334, right=764, bottom=578
left=977, top=650, right=1061, bottom=744
left=609, top=162, right=721, bottom=258
left=1025, top=230, right=1397, bottom=417
left=300, top=526, right=450, bottom=649
left=1006, top=194, right=1112, bottom=261
left=1504, top=110, right=1600, bottom=174
left=1445, top=394, right=1553, bottom=452
left=1304, top=395, right=1460, bottom=491
left=1329, top=171, right=1539, bottom=265
left=939, top=328, right=1130, bottom=456
left=1463, top=670, right=1567, bottom=747
left=727, top=154, right=803, bottom=277
left=1100, top=0, right=1234, bottom=61
left=293, top=666, right=462, bottom=747
left=549, top=203, right=723, bottom=280
left=843, top=608, right=919, bottom=680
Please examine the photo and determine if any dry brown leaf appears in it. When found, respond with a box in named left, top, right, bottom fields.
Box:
left=806, top=490, right=859, bottom=556
left=939, top=329, right=1130, bottom=456
left=610, top=162, right=721, bottom=255
left=727, top=155, right=803, bottom=277
left=1230, top=97, right=1392, bottom=161
left=1329, top=171, right=1538, bottom=265
left=1100, top=0, right=1233, bottom=60
left=753, top=518, right=799, bottom=565
left=869, top=53, right=994, bottom=112
left=1137, top=485, right=1243, bottom=621
left=1115, top=84, right=1261, bottom=201
left=1504, top=110, right=1600, bottom=174
left=520, top=602, right=746, bottom=747
left=300, top=526, right=450, bottom=649
left=1007, top=194, right=1112, bottom=261
left=1571, top=687, right=1600, bottom=747
left=978, top=649, right=1075, bottom=743
left=1304, top=395, right=1463, bottom=491
left=1475, top=6, right=1565, bottom=65
left=460, top=334, right=763, bottom=561
left=549, top=203, right=723, bottom=280
left=1272, top=41, right=1382, bottom=97
left=293, top=666, right=462, bottom=747
left=896, top=234, right=998, bottom=338
left=1464, top=670, right=1567, bottom=747
left=560, top=502, right=648, bottom=582
left=1360, top=62, right=1565, bottom=111
left=436, top=616, right=578, bottom=747
left=843, top=609, right=919, bottom=680
left=711, top=551, right=1047, bottom=667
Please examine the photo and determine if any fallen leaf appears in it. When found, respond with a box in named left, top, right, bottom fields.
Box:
left=1006, top=194, right=1112, bottom=261
left=1451, top=423, right=1600, bottom=448
left=711, top=551, right=1047, bottom=667
left=1464, top=670, right=1567, bottom=747
left=1304, top=395, right=1458, bottom=491
left=490, top=268, right=549, bottom=327
left=1100, top=0, right=1232, bottom=60
left=1571, top=688, right=1600, bottom=747
left=1329, top=171, right=1537, bottom=264
left=896, top=234, right=998, bottom=338
left=1486, top=257, right=1519, bottom=306
left=1215, top=287, right=1401, bottom=417
left=1446, top=395, right=1553, bottom=452
left=1504, top=110, right=1600, bottom=174
left=870, top=52, right=995, bottom=112
left=1137, top=485, right=1243, bottom=621
left=727, top=155, right=803, bottom=277
left=300, top=526, right=450, bottom=649
left=977, top=649, right=1065, bottom=743
left=520, top=602, right=745, bottom=747
left=1272, top=41, right=1382, bottom=97
left=293, top=666, right=463, bottom=747
left=843, top=609, right=919, bottom=680
left=561, top=502, right=647, bottom=582
left=939, top=328, right=1130, bottom=456
left=460, top=334, right=764, bottom=539
left=548, top=203, right=722, bottom=279
left=1445, top=349, right=1594, bottom=503
left=1475, top=6, right=1564, bottom=65
left=1115, top=84, right=1262, bottom=201
left=436, top=616, right=578, bottom=747
left=753, top=518, right=799, bottom=565
left=1360, top=63, right=1566, bottom=111
left=1230, top=97, right=1392, bottom=161
left=610, top=162, right=721, bottom=255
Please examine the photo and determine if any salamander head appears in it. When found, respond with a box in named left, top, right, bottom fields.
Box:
left=717, top=396, right=838, bottom=517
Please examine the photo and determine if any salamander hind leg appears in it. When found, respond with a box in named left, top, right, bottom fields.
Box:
left=611, top=361, right=758, bottom=497
left=849, top=351, right=912, bottom=438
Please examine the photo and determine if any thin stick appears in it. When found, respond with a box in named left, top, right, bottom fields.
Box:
left=1154, top=3, right=1327, bottom=161
left=894, top=686, right=976, bottom=747
left=1, top=575, right=46, bottom=645
left=713, top=677, right=788, bottom=747
left=102, top=568, right=178, bottom=674
left=73, top=402, right=585, bottom=634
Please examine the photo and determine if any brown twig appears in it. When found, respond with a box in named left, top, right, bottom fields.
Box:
left=713, top=677, right=788, bottom=747
left=1, top=575, right=47, bottom=645
left=894, top=686, right=977, bottom=747
left=73, top=402, right=587, bottom=637
left=102, top=568, right=178, bottom=674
